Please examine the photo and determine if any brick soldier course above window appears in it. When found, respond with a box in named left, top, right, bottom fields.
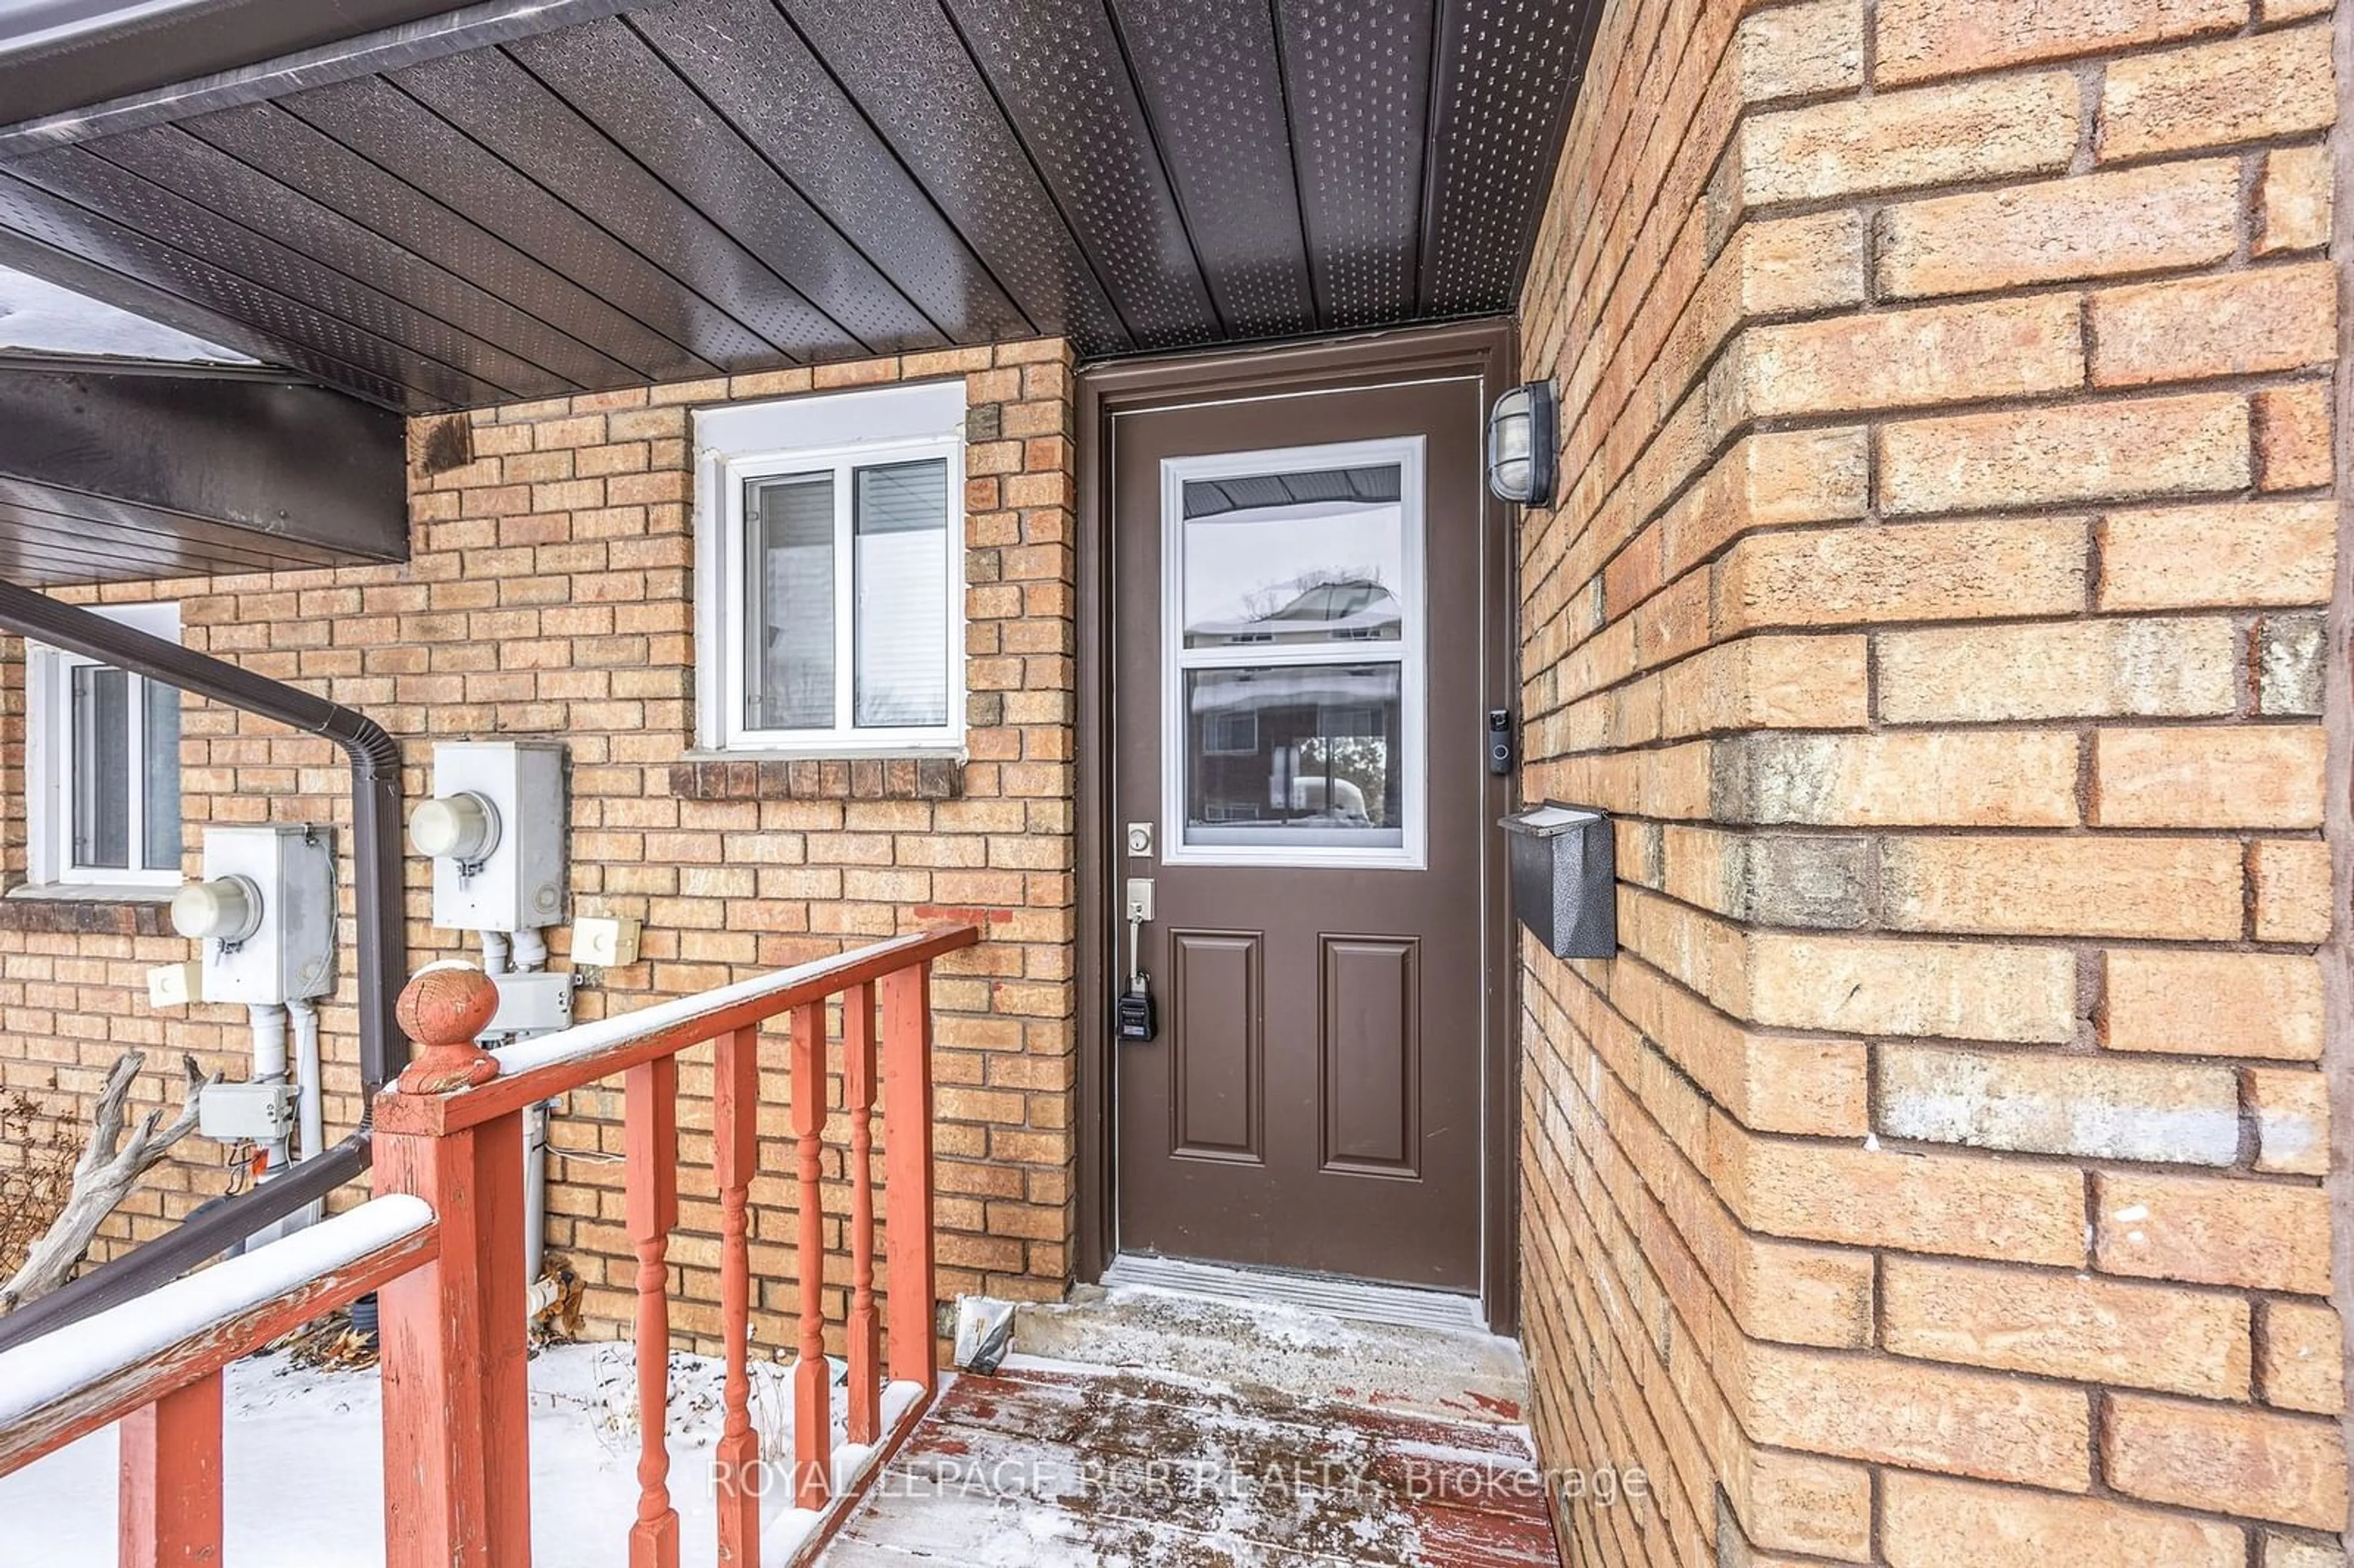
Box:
left=667, top=757, right=965, bottom=803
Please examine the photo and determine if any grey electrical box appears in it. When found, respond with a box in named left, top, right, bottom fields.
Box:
left=1499, top=804, right=1617, bottom=959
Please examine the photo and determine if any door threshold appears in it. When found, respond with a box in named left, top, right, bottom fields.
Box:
left=1101, top=1254, right=1484, bottom=1333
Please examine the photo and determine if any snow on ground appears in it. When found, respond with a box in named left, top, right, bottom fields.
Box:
left=1010, top=1279, right=1528, bottom=1426
left=823, top=1357, right=1558, bottom=1567
left=0, top=1339, right=837, bottom=1567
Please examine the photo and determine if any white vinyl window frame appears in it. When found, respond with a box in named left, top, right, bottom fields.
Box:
left=25, top=601, right=184, bottom=889
left=1159, top=436, right=1429, bottom=872
left=694, top=382, right=967, bottom=756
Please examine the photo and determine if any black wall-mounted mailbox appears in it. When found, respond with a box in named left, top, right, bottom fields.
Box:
left=1499, top=804, right=1617, bottom=959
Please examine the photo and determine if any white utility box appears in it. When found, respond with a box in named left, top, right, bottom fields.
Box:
left=413, top=741, right=566, bottom=933
left=571, top=915, right=642, bottom=969
left=146, top=959, right=202, bottom=1008
left=487, top=970, right=575, bottom=1036
left=197, top=1081, right=297, bottom=1143
left=172, top=825, right=337, bottom=1005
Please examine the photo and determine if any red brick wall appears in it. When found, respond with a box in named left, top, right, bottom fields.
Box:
left=1515, top=0, right=2347, bottom=1561
left=0, top=343, right=1079, bottom=1353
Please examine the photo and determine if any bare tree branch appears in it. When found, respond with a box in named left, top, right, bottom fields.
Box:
left=1, top=1051, right=217, bottom=1314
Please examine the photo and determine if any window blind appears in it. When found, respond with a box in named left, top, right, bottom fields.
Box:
left=853, top=459, right=950, bottom=729
left=71, top=663, right=130, bottom=869
left=748, top=473, right=836, bottom=730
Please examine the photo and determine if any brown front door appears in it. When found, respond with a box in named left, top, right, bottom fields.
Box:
left=1111, top=373, right=1493, bottom=1293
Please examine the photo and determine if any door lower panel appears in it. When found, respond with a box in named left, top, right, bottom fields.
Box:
left=1319, top=934, right=1421, bottom=1177
left=1169, top=928, right=1264, bottom=1164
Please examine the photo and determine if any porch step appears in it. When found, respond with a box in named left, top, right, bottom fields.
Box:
left=1099, top=1254, right=1485, bottom=1331
left=816, top=1360, right=1556, bottom=1567
left=1002, top=1263, right=1529, bottom=1427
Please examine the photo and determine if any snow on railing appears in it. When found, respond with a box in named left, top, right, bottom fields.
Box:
left=488, top=931, right=966, bottom=1078
left=371, top=924, right=978, bottom=1568
left=0, top=927, right=971, bottom=1568
left=0, top=1195, right=439, bottom=1558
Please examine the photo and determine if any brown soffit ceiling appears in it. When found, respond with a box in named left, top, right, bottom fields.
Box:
left=0, top=0, right=1602, bottom=414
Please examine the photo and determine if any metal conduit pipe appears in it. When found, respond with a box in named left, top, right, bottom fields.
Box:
left=287, top=995, right=327, bottom=1232
left=511, top=925, right=550, bottom=1285
left=0, top=580, right=408, bottom=1350
left=245, top=1001, right=291, bottom=1176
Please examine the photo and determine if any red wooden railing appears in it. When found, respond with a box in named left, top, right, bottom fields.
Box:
left=375, top=924, right=977, bottom=1568
left=0, top=1195, right=439, bottom=1559
left=0, top=925, right=976, bottom=1568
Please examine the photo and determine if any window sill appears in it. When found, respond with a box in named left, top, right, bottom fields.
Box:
left=0, top=883, right=176, bottom=936
left=671, top=755, right=964, bottom=802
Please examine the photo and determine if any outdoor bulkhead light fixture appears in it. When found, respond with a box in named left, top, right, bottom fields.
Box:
left=1485, top=381, right=1557, bottom=506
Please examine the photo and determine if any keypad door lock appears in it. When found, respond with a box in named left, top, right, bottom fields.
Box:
left=1116, top=975, right=1158, bottom=1043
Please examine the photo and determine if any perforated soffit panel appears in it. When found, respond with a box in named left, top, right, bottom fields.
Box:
left=0, top=0, right=1602, bottom=412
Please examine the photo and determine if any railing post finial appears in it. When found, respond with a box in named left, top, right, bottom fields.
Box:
left=393, top=962, right=502, bottom=1095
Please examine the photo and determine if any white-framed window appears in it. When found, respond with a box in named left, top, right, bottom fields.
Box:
left=25, top=602, right=184, bottom=888
left=694, top=381, right=967, bottom=755
left=1160, top=436, right=1428, bottom=871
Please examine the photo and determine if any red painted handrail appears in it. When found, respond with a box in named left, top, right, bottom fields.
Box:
left=373, top=924, right=978, bottom=1568
left=377, top=926, right=980, bottom=1136
left=0, top=926, right=972, bottom=1568
left=0, top=1196, right=440, bottom=1567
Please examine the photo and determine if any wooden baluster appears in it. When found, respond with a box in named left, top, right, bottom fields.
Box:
left=790, top=999, right=832, bottom=1511
left=714, top=1025, right=761, bottom=1566
left=626, top=1054, right=680, bottom=1568
left=844, top=981, right=882, bottom=1444
left=119, top=1371, right=221, bottom=1567
left=881, top=962, right=938, bottom=1392
left=378, top=970, right=531, bottom=1568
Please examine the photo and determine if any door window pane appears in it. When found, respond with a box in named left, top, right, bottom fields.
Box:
left=745, top=473, right=836, bottom=731
left=1184, top=665, right=1403, bottom=850
left=1181, top=465, right=1404, bottom=649
left=142, top=678, right=181, bottom=872
left=853, top=459, right=950, bottom=728
left=71, top=664, right=130, bottom=870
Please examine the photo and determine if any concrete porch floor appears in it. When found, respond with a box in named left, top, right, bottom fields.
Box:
left=817, top=1277, right=1554, bottom=1567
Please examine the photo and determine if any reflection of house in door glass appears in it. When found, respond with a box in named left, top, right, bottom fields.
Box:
left=1178, top=465, right=1410, bottom=850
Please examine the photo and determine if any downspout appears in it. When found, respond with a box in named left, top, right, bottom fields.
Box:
left=0, top=579, right=406, bottom=1349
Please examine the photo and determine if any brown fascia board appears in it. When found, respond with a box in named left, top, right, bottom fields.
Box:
left=0, top=0, right=642, bottom=151
left=0, top=362, right=408, bottom=563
